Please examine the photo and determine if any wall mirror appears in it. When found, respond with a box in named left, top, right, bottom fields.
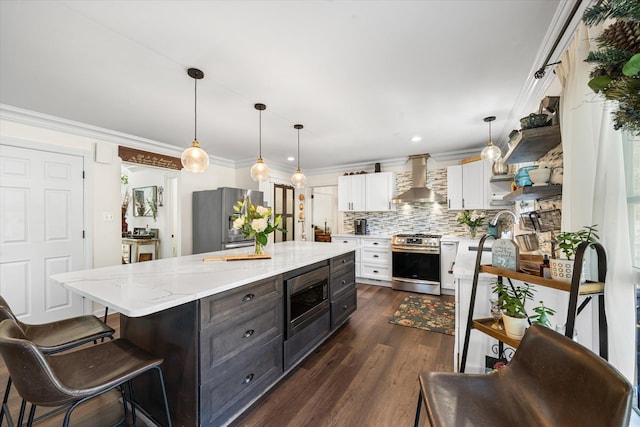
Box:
left=133, top=186, right=157, bottom=217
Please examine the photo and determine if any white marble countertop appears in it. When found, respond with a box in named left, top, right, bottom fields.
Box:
left=332, top=233, right=392, bottom=239
left=51, top=241, right=357, bottom=318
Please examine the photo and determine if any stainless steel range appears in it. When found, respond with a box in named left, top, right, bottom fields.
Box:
left=391, top=233, right=441, bottom=295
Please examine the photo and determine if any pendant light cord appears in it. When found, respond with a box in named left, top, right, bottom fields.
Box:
left=194, top=77, right=198, bottom=141
left=488, top=120, right=492, bottom=143
left=297, top=128, right=300, bottom=170
left=259, top=110, right=262, bottom=158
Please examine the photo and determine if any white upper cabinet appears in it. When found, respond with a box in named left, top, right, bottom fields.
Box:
left=338, top=174, right=366, bottom=211
left=338, top=172, right=395, bottom=212
left=447, top=161, right=491, bottom=210
left=365, top=172, right=395, bottom=211
left=447, top=165, right=463, bottom=210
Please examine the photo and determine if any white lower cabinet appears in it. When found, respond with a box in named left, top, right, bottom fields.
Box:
left=334, top=235, right=392, bottom=283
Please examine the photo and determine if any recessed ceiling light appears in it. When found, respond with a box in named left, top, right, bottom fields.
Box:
left=411, top=136, right=422, bottom=142
left=287, top=156, right=295, bottom=162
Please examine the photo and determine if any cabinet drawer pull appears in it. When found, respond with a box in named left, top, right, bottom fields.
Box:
left=373, top=270, right=379, bottom=273
left=242, top=329, right=255, bottom=338
left=373, top=242, right=379, bottom=245
left=373, top=254, right=379, bottom=258
left=242, top=293, right=255, bottom=302
left=243, top=373, right=255, bottom=384
left=342, top=241, right=349, bottom=244
left=341, top=280, right=346, bottom=285
left=343, top=304, right=348, bottom=310
left=341, top=259, right=346, bottom=263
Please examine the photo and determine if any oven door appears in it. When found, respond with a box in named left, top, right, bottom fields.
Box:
left=391, top=247, right=441, bottom=294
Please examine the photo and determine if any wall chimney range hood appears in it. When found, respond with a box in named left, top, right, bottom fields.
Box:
left=391, top=154, right=444, bottom=204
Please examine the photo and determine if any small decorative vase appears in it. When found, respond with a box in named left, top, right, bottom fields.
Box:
left=255, top=241, right=265, bottom=255
left=468, top=226, right=477, bottom=239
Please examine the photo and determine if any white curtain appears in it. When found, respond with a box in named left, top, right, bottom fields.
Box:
left=556, top=22, right=634, bottom=382
left=556, top=23, right=635, bottom=383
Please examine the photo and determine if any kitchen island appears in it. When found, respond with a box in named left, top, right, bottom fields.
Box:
left=51, top=241, right=358, bottom=427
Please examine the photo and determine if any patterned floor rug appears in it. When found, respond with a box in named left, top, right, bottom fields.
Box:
left=388, top=296, right=455, bottom=336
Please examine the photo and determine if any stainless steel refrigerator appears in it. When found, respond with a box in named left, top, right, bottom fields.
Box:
left=192, top=187, right=264, bottom=254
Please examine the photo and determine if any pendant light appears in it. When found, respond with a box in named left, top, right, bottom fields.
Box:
left=250, top=103, right=271, bottom=182
left=290, top=124, right=307, bottom=188
left=480, top=116, right=502, bottom=161
left=180, top=68, right=210, bottom=173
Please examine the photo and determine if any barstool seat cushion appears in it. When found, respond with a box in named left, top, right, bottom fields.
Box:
left=21, top=316, right=114, bottom=353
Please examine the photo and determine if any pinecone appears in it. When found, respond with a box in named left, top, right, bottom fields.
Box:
left=600, top=19, right=640, bottom=53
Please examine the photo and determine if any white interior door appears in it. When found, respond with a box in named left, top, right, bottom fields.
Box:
left=0, top=144, right=85, bottom=323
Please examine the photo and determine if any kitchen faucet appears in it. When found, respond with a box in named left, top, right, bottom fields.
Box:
left=490, top=210, right=520, bottom=226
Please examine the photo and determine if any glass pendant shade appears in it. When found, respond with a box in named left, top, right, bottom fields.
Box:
left=181, top=139, right=210, bottom=173
left=481, top=141, right=502, bottom=161
left=480, top=116, right=501, bottom=161
left=251, top=103, right=270, bottom=182
left=250, top=157, right=270, bottom=182
left=182, top=68, right=209, bottom=173
left=291, top=124, right=306, bottom=188
left=291, top=168, right=307, bottom=189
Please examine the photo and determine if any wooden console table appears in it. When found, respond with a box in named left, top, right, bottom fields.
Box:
left=122, top=238, right=160, bottom=262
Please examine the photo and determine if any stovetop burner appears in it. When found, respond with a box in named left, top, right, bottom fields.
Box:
left=394, top=233, right=441, bottom=239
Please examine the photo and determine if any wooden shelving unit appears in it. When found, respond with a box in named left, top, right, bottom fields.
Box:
left=459, top=236, right=608, bottom=373
left=472, top=318, right=521, bottom=348
left=489, top=174, right=514, bottom=183
left=503, top=125, right=561, bottom=164
left=502, top=184, right=562, bottom=201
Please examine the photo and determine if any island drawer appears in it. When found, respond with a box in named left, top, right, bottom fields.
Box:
left=200, top=297, right=282, bottom=368
left=330, top=267, right=355, bottom=298
left=331, top=288, right=357, bottom=329
left=200, top=334, right=283, bottom=426
left=201, top=275, right=283, bottom=327
left=331, top=251, right=355, bottom=274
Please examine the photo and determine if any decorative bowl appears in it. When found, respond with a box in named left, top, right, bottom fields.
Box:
left=520, top=113, right=549, bottom=130
left=515, top=165, right=538, bottom=187
left=528, top=168, right=551, bottom=186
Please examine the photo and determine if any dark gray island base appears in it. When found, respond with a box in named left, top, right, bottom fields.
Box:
left=121, top=251, right=356, bottom=426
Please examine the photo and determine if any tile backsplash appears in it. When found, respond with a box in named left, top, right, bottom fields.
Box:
left=342, top=168, right=511, bottom=237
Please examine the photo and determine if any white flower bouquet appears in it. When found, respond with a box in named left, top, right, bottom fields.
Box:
left=232, top=198, right=285, bottom=254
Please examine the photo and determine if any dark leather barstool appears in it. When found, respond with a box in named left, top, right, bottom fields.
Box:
left=0, top=319, right=172, bottom=427
left=0, top=295, right=115, bottom=424
left=414, top=324, right=633, bottom=427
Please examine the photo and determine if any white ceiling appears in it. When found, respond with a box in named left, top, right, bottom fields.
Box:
left=0, top=0, right=573, bottom=172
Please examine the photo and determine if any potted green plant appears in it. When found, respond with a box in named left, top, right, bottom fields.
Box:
left=529, top=300, right=556, bottom=327
left=491, top=281, right=533, bottom=340
left=551, top=225, right=598, bottom=283
left=491, top=281, right=556, bottom=339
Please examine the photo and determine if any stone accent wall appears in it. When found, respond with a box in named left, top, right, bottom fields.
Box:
left=342, top=168, right=510, bottom=237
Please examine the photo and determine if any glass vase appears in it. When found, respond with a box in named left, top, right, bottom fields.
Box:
left=255, top=241, right=265, bottom=255
left=468, top=226, right=477, bottom=239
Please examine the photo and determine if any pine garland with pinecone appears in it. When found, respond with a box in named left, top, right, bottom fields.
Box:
left=583, top=0, right=640, bottom=134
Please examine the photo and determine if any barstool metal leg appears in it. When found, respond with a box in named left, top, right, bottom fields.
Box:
left=25, top=403, right=36, bottom=427
left=154, top=366, right=173, bottom=427
left=414, top=388, right=424, bottom=427
left=0, top=377, right=11, bottom=425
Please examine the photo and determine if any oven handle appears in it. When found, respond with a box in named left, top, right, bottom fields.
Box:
left=392, top=246, right=440, bottom=255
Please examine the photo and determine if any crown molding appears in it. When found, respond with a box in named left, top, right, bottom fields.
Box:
left=0, top=104, right=236, bottom=168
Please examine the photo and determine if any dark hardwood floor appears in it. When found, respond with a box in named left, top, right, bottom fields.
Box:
left=235, top=284, right=454, bottom=427
left=0, top=284, right=453, bottom=426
